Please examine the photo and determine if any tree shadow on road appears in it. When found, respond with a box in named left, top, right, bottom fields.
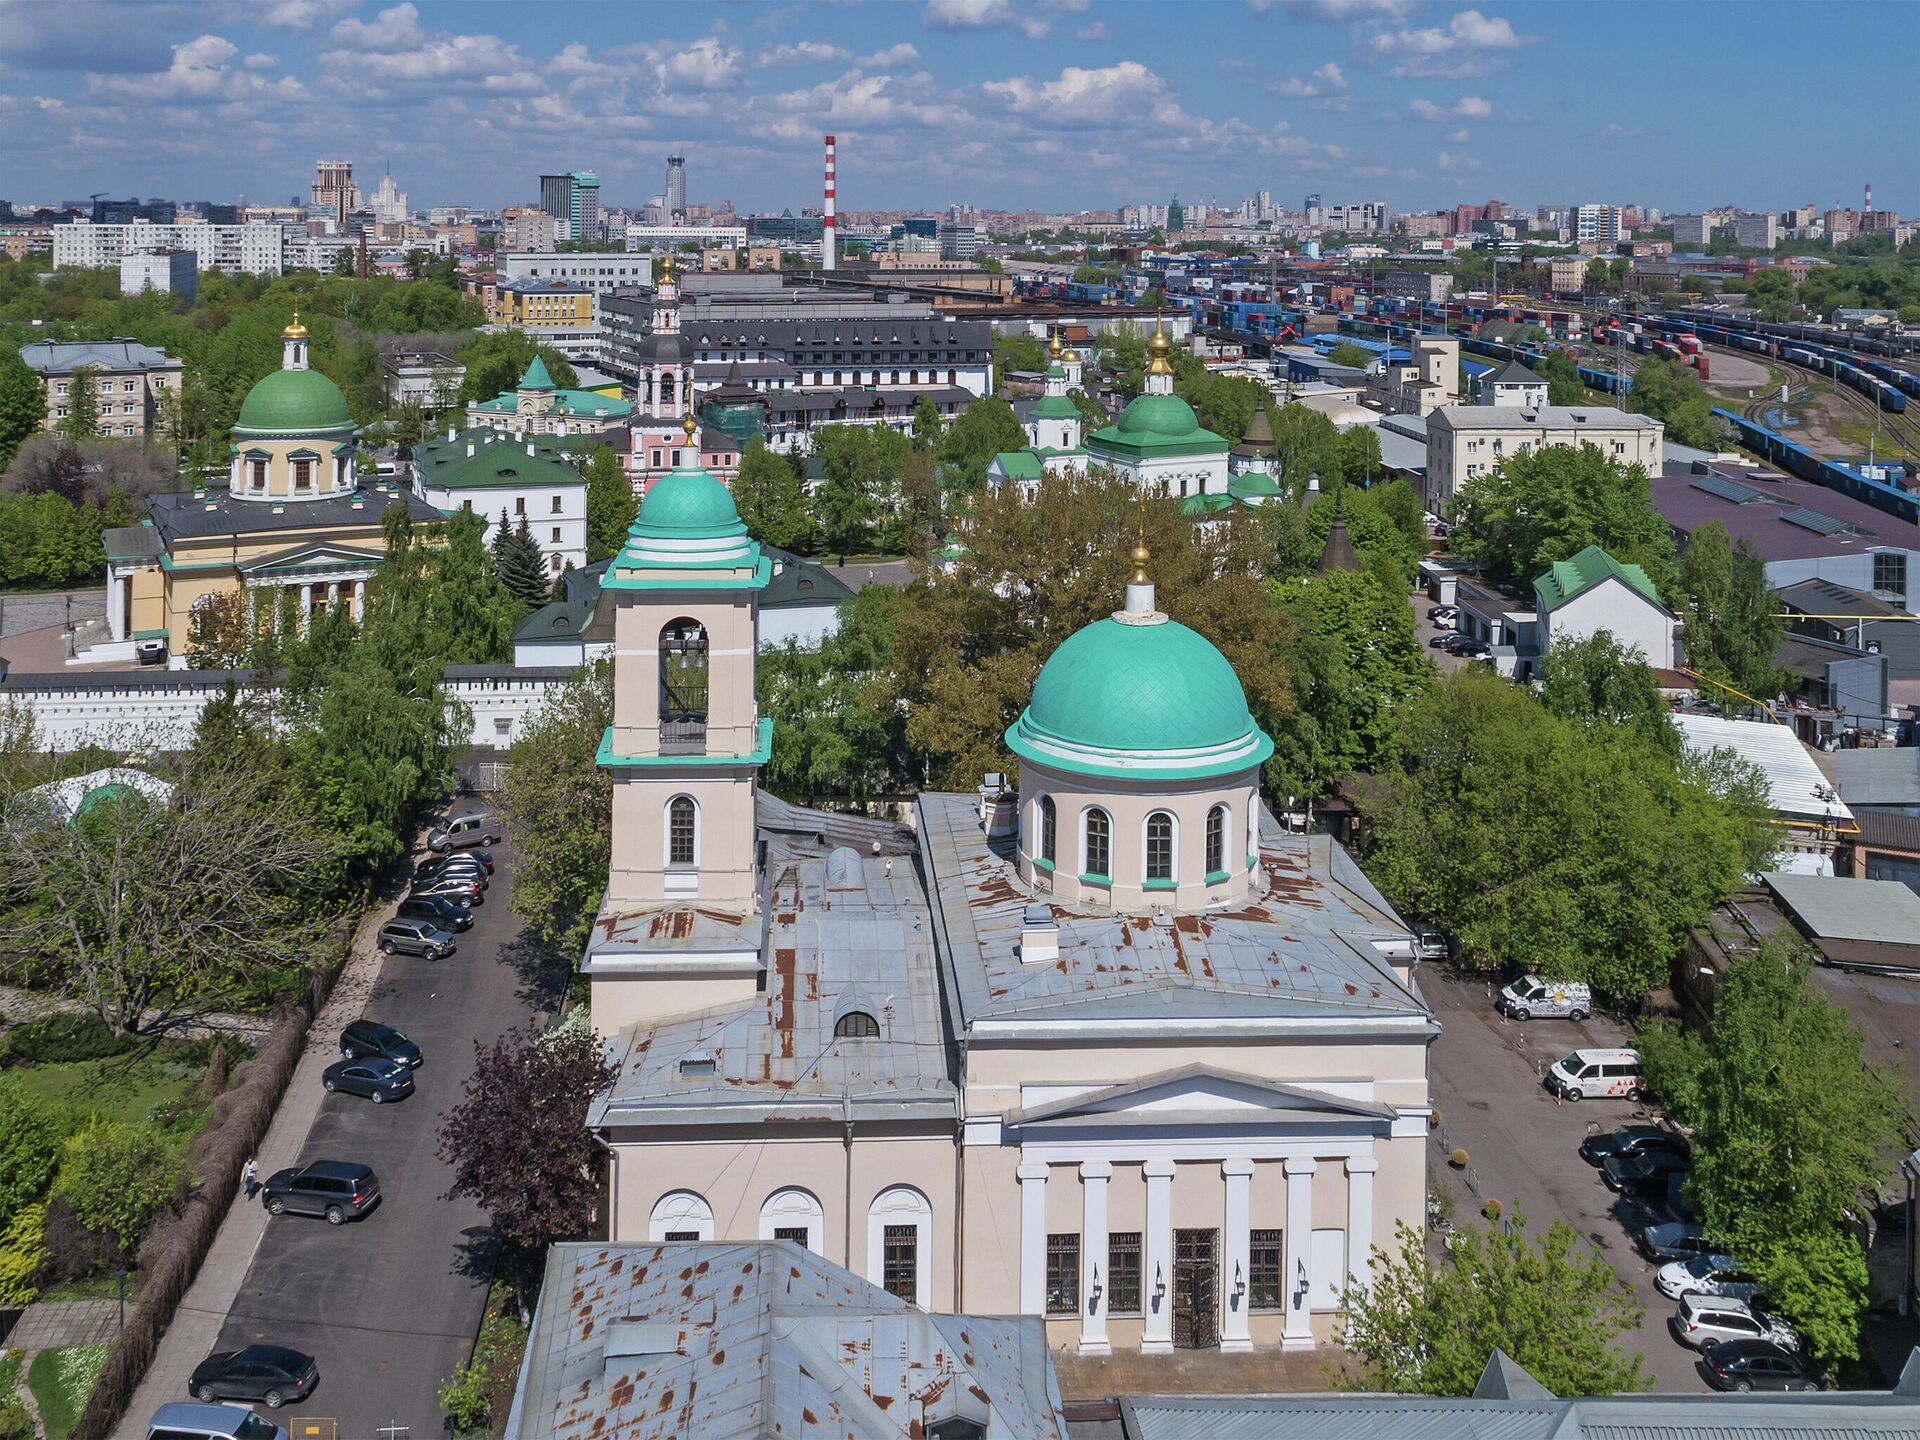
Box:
left=498, top=927, right=571, bottom=1014
left=452, top=1224, right=502, bottom=1283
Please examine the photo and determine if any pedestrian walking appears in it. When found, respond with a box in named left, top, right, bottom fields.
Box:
left=244, top=1156, right=259, bottom=1200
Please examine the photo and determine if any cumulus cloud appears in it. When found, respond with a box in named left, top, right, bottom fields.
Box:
left=923, top=0, right=1079, bottom=39
left=1261, top=0, right=1420, bottom=16
left=754, top=40, right=920, bottom=68
left=96, top=32, right=304, bottom=103
left=1436, top=149, right=1482, bottom=171
left=259, top=0, right=357, bottom=27
left=1445, top=126, right=1468, bottom=141
left=329, top=4, right=426, bottom=51
left=1259, top=60, right=1349, bottom=106
left=1409, top=94, right=1490, bottom=119
left=655, top=36, right=740, bottom=91
left=1076, top=21, right=1107, bottom=40
left=984, top=61, right=1170, bottom=125
left=1374, top=9, right=1538, bottom=76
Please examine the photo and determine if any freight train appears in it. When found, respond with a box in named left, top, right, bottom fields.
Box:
left=1647, top=315, right=1906, bottom=412
left=1715, top=408, right=1917, bottom=524
left=1668, top=306, right=1916, bottom=359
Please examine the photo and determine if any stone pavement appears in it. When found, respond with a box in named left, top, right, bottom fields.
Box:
left=112, top=916, right=390, bottom=1439
left=8, top=1298, right=123, bottom=1350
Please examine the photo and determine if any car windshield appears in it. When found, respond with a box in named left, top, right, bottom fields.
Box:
left=238, top=1417, right=278, bottom=1440
left=1559, top=1055, right=1587, bottom=1076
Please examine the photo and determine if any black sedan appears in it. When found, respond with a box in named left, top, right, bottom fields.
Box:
left=1427, top=633, right=1459, bottom=648
left=1581, top=1126, right=1689, bottom=1167
left=339, top=1019, right=423, bottom=1069
left=190, top=1346, right=318, bottom=1409
left=322, top=1055, right=415, bottom=1103
left=1601, top=1149, right=1690, bottom=1197
left=396, top=894, right=474, bottom=932
left=1702, top=1338, right=1821, bottom=1391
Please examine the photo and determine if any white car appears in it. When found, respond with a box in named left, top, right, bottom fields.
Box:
left=1672, top=1293, right=1798, bottom=1351
left=1656, top=1254, right=1761, bottom=1302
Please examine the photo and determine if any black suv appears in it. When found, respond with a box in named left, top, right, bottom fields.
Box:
left=189, top=1346, right=318, bottom=1409
left=396, top=895, right=474, bottom=932
left=261, top=1161, right=380, bottom=1224
left=340, top=1019, right=422, bottom=1068
left=1580, top=1126, right=1689, bottom=1167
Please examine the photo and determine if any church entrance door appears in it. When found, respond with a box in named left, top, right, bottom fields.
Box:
left=1172, top=1228, right=1219, bottom=1349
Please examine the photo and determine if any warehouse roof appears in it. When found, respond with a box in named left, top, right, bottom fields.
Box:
left=1670, top=714, right=1855, bottom=825
left=1651, top=464, right=1905, bottom=563
left=1764, top=873, right=1920, bottom=948
left=1833, top=748, right=1920, bottom=808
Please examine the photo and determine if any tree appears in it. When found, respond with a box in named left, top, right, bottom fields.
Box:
left=496, top=513, right=551, bottom=607
left=50, top=1117, right=181, bottom=1259
left=992, top=332, right=1046, bottom=381
left=1536, top=350, right=1588, bottom=406
left=1327, top=342, right=1375, bottom=371
left=1679, top=521, right=1788, bottom=699
left=1335, top=425, right=1383, bottom=490
left=456, top=331, right=578, bottom=403
left=1583, top=259, right=1613, bottom=292
left=1539, top=631, right=1679, bottom=753
left=1069, top=390, right=1108, bottom=432
left=499, top=659, right=614, bottom=954
left=1625, top=357, right=1717, bottom=450
left=1341, top=1217, right=1649, bottom=1396
left=1637, top=940, right=1910, bottom=1364
left=761, top=586, right=916, bottom=801
left=1746, top=267, right=1798, bottom=322
left=1270, top=403, right=1342, bottom=492
left=910, top=394, right=945, bottom=452
left=937, top=395, right=1026, bottom=490
left=812, top=424, right=883, bottom=558
left=581, top=443, right=636, bottom=563
left=59, top=364, right=100, bottom=443
left=1448, top=444, right=1676, bottom=596
left=730, top=439, right=814, bottom=553
left=881, top=450, right=942, bottom=554
left=0, top=1082, right=61, bottom=1233
left=0, top=745, right=345, bottom=1033
left=438, top=1020, right=614, bottom=1310
left=0, top=349, right=46, bottom=470
left=1356, top=669, right=1773, bottom=997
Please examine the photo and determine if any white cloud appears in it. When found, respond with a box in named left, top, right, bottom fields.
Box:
left=923, top=0, right=1057, bottom=39
left=1265, top=0, right=1420, bottom=16
left=97, top=32, right=304, bottom=103
left=259, top=0, right=357, bottom=29
left=1076, top=21, right=1107, bottom=40
left=1445, top=126, right=1468, bottom=141
left=1436, top=149, right=1481, bottom=171
left=757, top=40, right=921, bottom=68
left=243, top=52, right=278, bottom=69
left=1409, top=94, right=1490, bottom=119
left=329, top=4, right=426, bottom=52
left=322, top=28, right=537, bottom=92
left=655, top=36, right=741, bottom=92
left=1374, top=9, right=1537, bottom=75
left=1263, top=60, right=1349, bottom=106
left=864, top=42, right=921, bottom=66
left=984, top=61, right=1169, bottom=125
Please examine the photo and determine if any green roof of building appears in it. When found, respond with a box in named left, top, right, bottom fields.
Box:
left=472, top=388, right=631, bottom=420
left=1227, top=471, right=1282, bottom=499
left=633, top=467, right=744, bottom=538
left=1027, top=395, right=1080, bottom=420
left=1533, top=544, right=1666, bottom=613
left=1180, top=492, right=1236, bottom=516
left=1005, top=609, right=1274, bottom=781
left=415, top=427, right=586, bottom=491
left=1086, top=391, right=1228, bottom=459
left=234, top=367, right=354, bottom=436
left=1045, top=364, right=1067, bottom=379
left=520, top=356, right=556, bottom=391
left=991, top=450, right=1045, bottom=479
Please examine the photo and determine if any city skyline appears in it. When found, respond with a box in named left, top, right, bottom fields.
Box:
left=0, top=0, right=1910, bottom=219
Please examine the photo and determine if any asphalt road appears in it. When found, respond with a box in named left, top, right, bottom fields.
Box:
left=212, top=837, right=563, bottom=1436
left=1423, top=965, right=1711, bottom=1391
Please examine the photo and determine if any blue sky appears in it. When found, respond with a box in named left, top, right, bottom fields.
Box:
left=0, top=0, right=1909, bottom=218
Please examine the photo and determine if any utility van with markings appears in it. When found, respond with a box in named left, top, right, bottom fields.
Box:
left=1498, top=975, right=1591, bottom=1021
left=1544, top=1047, right=1646, bottom=1102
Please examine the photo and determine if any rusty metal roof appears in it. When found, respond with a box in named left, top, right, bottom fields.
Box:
left=590, top=799, right=957, bottom=1131
left=916, top=793, right=1432, bottom=1034
left=508, top=1242, right=1064, bottom=1440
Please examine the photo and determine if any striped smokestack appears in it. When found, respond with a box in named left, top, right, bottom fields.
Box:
left=823, top=134, right=837, bottom=271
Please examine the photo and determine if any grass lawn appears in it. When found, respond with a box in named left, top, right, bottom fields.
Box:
left=7, top=1051, right=205, bottom=1129
left=1830, top=418, right=1912, bottom=458
left=27, top=1346, right=107, bottom=1440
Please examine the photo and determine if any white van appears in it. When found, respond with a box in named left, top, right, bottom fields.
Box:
left=1545, top=1048, right=1645, bottom=1102
left=147, top=1403, right=286, bottom=1440
left=1498, top=975, right=1591, bottom=1021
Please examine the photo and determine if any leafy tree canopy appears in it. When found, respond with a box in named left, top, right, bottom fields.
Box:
left=1679, top=521, right=1789, bottom=701
left=1625, top=356, right=1718, bottom=450
left=456, top=331, right=578, bottom=404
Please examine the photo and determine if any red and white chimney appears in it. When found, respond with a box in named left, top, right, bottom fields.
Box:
left=823, top=134, right=837, bottom=271
left=1865, top=182, right=1872, bottom=212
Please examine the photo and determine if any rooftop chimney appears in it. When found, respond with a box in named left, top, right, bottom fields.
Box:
left=1019, top=903, right=1059, bottom=965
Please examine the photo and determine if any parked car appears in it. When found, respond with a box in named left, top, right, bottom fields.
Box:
left=339, top=1019, right=422, bottom=1068
left=395, top=895, right=473, bottom=932
left=376, top=918, right=457, bottom=959
left=1427, top=633, right=1459, bottom=649
left=1700, top=1338, right=1821, bottom=1391
left=1498, top=975, right=1591, bottom=1021
left=261, top=1161, right=380, bottom=1224
left=321, top=1056, right=415, bottom=1103
left=1601, top=1149, right=1690, bottom=1196
left=409, top=874, right=481, bottom=907
left=1426, top=605, right=1459, bottom=623
left=1581, top=1126, right=1689, bottom=1167
left=415, top=855, right=488, bottom=889
left=1413, top=925, right=1449, bottom=962
left=1544, top=1048, right=1646, bottom=1102
left=1673, top=1294, right=1799, bottom=1352
left=1656, top=1254, right=1761, bottom=1301
left=146, top=1402, right=285, bottom=1440
left=187, top=1347, right=318, bottom=1409
left=1452, top=639, right=1493, bottom=659
left=416, top=849, right=492, bottom=877
left=428, top=812, right=501, bottom=852
left=1638, top=1220, right=1716, bottom=1263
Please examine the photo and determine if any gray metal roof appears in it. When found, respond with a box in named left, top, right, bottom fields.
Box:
left=1833, top=749, right=1920, bottom=809
left=1763, top=873, right=1920, bottom=947
left=19, top=338, right=181, bottom=374
left=590, top=797, right=957, bottom=1131
left=917, top=793, right=1431, bottom=1034
left=509, top=1241, right=1064, bottom=1440
left=1430, top=404, right=1656, bottom=432
left=147, top=484, right=439, bottom=545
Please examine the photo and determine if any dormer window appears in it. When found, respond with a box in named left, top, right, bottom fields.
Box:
left=834, top=1011, right=880, bottom=1039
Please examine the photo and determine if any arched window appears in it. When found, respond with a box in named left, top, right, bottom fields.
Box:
left=835, top=1010, right=880, bottom=1038
left=1038, top=795, right=1056, bottom=865
left=1206, top=805, right=1228, bottom=876
left=1146, top=811, right=1175, bottom=882
left=1083, top=808, right=1111, bottom=879
left=648, top=1189, right=714, bottom=1242
left=760, top=1187, right=825, bottom=1252
left=659, top=617, right=709, bottom=750
left=667, top=795, right=697, bottom=866
left=868, top=1185, right=933, bottom=1310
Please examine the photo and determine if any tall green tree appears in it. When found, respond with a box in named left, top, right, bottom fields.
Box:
left=456, top=331, right=578, bottom=403
left=59, top=364, right=100, bottom=443
left=731, top=439, right=814, bottom=553
left=761, top=587, right=916, bottom=801
left=1341, top=1217, right=1649, bottom=1397
left=1270, top=403, right=1342, bottom=492
left=1537, top=350, right=1588, bottom=406
left=497, top=513, right=552, bottom=607
left=1449, top=444, right=1676, bottom=596
left=1276, top=567, right=1434, bottom=782
left=1678, top=521, right=1788, bottom=699
left=581, top=444, right=636, bottom=562
left=1625, top=357, right=1718, bottom=449
left=1637, top=940, right=1910, bottom=1364
left=0, top=350, right=46, bottom=470
left=937, top=395, right=1025, bottom=490
left=500, top=659, right=614, bottom=953
left=812, top=425, right=884, bottom=558
left=1326, top=342, right=1375, bottom=370
left=911, top=394, right=945, bottom=452
left=1539, top=631, right=1680, bottom=753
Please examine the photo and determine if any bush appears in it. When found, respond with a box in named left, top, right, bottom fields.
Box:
left=51, top=1119, right=183, bottom=1260
left=0, top=1079, right=63, bottom=1229
left=38, top=1195, right=120, bottom=1283
left=0, top=1200, right=45, bottom=1306
left=0, top=1014, right=135, bottom=1068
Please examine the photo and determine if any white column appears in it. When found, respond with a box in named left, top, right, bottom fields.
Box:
left=1221, top=1157, right=1254, bottom=1351
left=1345, top=1157, right=1378, bottom=1296
left=1017, top=1162, right=1048, bottom=1316
left=299, top=582, right=313, bottom=630
left=1283, top=1157, right=1316, bottom=1350
left=108, top=568, right=125, bottom=641
left=1078, top=1161, right=1112, bottom=1355
left=1141, top=1159, right=1174, bottom=1353
left=351, top=580, right=365, bottom=621
left=326, top=580, right=340, bottom=612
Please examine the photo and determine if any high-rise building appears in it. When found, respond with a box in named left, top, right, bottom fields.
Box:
left=539, top=174, right=573, bottom=232
left=666, top=156, right=687, bottom=221
left=539, top=171, right=601, bottom=241
left=93, top=197, right=176, bottom=225
left=1167, top=195, right=1185, bottom=233
left=369, top=168, right=409, bottom=224
left=311, top=161, right=359, bottom=220
left=1574, top=204, right=1625, bottom=244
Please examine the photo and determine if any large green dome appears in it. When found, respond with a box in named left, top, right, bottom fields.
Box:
left=235, top=368, right=353, bottom=435
left=633, top=468, right=744, bottom=538
left=1006, top=613, right=1274, bottom=781
left=1117, top=393, right=1199, bottom=438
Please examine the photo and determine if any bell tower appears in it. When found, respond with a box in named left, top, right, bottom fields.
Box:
left=1143, top=311, right=1176, bottom=396
left=599, top=415, right=771, bottom=912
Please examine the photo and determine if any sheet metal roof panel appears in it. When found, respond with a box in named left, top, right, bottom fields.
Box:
left=1762, top=873, right=1920, bottom=946
left=1832, top=749, right=1920, bottom=808
left=1671, top=714, right=1855, bottom=824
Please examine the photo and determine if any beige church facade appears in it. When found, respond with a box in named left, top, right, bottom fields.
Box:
left=584, top=454, right=1437, bottom=1357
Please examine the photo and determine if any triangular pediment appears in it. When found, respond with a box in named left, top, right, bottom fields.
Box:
left=1010, top=1063, right=1395, bottom=1129
left=241, top=542, right=386, bottom=576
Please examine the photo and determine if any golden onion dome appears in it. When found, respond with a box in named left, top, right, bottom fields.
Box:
left=282, top=311, right=308, bottom=340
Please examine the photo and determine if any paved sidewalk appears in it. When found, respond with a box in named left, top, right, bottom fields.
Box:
left=9, top=1298, right=122, bottom=1350
left=113, top=921, right=390, bottom=1438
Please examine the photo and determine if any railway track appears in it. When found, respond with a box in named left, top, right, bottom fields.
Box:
left=1708, top=343, right=1920, bottom=460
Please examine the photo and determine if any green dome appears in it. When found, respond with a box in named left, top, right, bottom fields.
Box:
left=1117, top=393, right=1199, bottom=438
left=633, top=468, right=744, bottom=539
left=1007, top=613, right=1273, bottom=781
left=236, top=368, right=353, bottom=434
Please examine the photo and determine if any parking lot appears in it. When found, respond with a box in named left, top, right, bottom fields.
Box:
left=1410, top=592, right=1476, bottom=673
left=1423, top=965, right=1711, bottom=1390
left=209, top=835, right=563, bottom=1435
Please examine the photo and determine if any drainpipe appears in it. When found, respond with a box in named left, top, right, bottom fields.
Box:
left=954, top=1097, right=967, bottom=1313
left=843, top=1096, right=855, bottom=1271
left=590, top=1129, right=616, bottom=1242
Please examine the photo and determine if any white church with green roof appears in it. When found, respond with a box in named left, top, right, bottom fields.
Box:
left=987, top=328, right=1092, bottom=496
left=1081, top=315, right=1231, bottom=500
